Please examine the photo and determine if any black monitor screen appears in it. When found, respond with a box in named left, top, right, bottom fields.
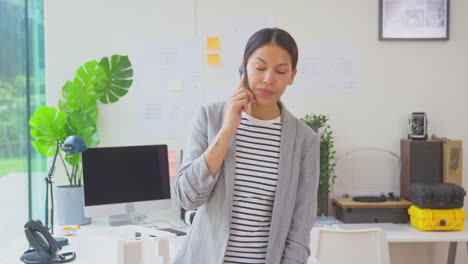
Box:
left=82, top=145, right=171, bottom=206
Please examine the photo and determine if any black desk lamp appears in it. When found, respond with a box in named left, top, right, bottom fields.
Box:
left=45, top=135, right=87, bottom=234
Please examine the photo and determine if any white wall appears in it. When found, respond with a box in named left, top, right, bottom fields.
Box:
left=45, top=1, right=468, bottom=263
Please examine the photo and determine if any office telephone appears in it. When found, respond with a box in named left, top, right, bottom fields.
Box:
left=20, top=220, right=76, bottom=264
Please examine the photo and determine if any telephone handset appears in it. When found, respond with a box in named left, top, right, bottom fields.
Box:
left=238, top=62, right=250, bottom=90
left=20, top=220, right=76, bottom=264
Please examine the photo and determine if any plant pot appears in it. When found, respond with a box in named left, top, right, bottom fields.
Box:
left=317, top=189, right=329, bottom=216
left=55, top=185, right=91, bottom=226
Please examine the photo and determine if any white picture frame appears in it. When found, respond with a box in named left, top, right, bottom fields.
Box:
left=379, top=0, right=449, bottom=40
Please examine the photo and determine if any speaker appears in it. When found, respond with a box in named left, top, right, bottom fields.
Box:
left=400, top=139, right=443, bottom=200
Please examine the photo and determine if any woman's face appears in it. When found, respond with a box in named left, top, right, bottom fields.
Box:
left=246, top=44, right=297, bottom=106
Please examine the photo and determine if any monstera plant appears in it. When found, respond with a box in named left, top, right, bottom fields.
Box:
left=29, top=55, right=133, bottom=186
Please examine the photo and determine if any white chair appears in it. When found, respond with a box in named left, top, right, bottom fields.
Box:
left=307, top=256, right=320, bottom=264
left=310, top=228, right=390, bottom=264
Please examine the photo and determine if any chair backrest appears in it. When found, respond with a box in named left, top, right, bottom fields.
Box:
left=310, top=228, right=390, bottom=264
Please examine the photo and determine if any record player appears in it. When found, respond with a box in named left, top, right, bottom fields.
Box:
left=331, top=148, right=410, bottom=223
left=333, top=194, right=411, bottom=223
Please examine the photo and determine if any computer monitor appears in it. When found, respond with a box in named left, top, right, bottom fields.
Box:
left=82, top=144, right=171, bottom=225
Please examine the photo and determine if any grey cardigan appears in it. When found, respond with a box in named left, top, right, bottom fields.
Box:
left=173, top=101, right=320, bottom=264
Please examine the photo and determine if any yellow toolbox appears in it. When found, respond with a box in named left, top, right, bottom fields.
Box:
left=408, top=205, right=466, bottom=231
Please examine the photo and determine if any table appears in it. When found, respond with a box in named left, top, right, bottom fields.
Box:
left=56, top=213, right=189, bottom=264
left=58, top=218, right=468, bottom=264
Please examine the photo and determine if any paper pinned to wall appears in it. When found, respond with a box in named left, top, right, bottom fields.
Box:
left=130, top=36, right=204, bottom=139
left=168, top=150, right=176, bottom=163
left=169, top=164, right=177, bottom=177
left=293, top=44, right=360, bottom=92
left=167, top=79, right=182, bottom=91
left=131, top=36, right=203, bottom=89
left=168, top=150, right=177, bottom=177
left=131, top=87, right=202, bottom=139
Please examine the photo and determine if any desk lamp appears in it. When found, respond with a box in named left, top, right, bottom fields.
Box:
left=45, top=135, right=87, bottom=234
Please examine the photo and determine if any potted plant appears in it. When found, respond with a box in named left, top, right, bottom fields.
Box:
left=29, top=55, right=133, bottom=225
left=301, top=114, right=336, bottom=215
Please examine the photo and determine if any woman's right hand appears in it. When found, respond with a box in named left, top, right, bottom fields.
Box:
left=222, top=75, right=255, bottom=134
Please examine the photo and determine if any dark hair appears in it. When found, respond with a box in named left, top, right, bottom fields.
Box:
left=243, top=28, right=298, bottom=70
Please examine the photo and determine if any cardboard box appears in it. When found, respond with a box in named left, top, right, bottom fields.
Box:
left=77, top=225, right=176, bottom=264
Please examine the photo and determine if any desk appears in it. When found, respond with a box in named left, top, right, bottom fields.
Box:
left=58, top=213, right=189, bottom=264
left=57, top=219, right=467, bottom=264
left=332, top=221, right=468, bottom=264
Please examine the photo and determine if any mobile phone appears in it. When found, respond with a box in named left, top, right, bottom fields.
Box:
left=238, top=62, right=250, bottom=90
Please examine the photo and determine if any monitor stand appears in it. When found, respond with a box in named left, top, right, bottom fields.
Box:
left=108, top=203, right=136, bottom=226
left=109, top=214, right=134, bottom=226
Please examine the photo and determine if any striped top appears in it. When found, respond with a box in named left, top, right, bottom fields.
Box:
left=223, top=112, right=282, bottom=264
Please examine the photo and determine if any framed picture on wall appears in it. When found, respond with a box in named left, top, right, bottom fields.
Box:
left=379, top=0, right=449, bottom=40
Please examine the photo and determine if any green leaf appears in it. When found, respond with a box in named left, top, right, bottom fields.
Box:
left=62, top=60, right=105, bottom=112
left=64, top=152, right=80, bottom=165
left=64, top=111, right=100, bottom=149
left=29, top=106, right=67, bottom=156
left=58, top=99, right=73, bottom=114
left=59, top=82, right=75, bottom=116
left=98, top=55, right=133, bottom=104
left=62, top=77, right=100, bottom=122
left=76, top=60, right=108, bottom=97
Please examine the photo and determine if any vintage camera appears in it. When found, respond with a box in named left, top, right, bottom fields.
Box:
left=408, top=112, right=428, bottom=140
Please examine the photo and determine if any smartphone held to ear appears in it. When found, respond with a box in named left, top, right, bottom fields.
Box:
left=238, top=62, right=250, bottom=90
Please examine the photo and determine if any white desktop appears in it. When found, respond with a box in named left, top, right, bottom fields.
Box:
left=82, top=144, right=172, bottom=226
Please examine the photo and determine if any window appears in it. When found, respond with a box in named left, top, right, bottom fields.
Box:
left=0, top=0, right=45, bottom=261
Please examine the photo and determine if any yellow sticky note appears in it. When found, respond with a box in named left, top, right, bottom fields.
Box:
left=207, top=54, right=220, bottom=65
left=168, top=79, right=182, bottom=91
left=206, top=37, right=220, bottom=50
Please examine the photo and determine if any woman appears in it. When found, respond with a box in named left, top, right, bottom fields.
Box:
left=174, top=28, right=320, bottom=264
